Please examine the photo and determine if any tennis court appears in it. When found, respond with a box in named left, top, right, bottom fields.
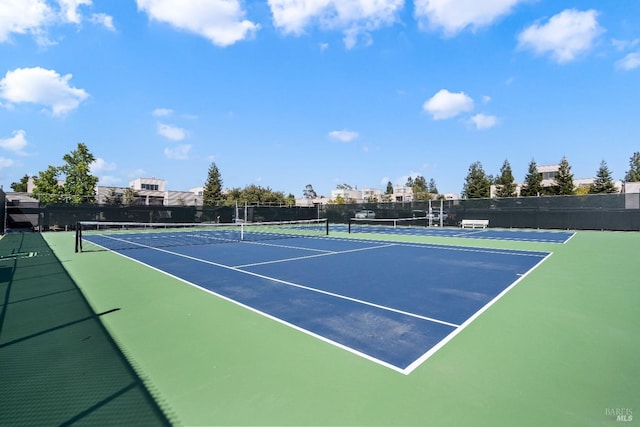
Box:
left=76, top=220, right=550, bottom=373
left=6, top=221, right=638, bottom=426
left=343, top=218, right=575, bottom=243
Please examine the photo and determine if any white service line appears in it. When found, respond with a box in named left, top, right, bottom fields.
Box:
left=99, top=234, right=460, bottom=329
left=234, top=243, right=398, bottom=268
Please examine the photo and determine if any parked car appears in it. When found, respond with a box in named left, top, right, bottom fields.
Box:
left=355, top=210, right=376, bottom=219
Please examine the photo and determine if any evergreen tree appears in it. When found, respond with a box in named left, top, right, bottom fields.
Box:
left=385, top=181, right=393, bottom=194
left=462, top=161, right=491, bottom=199
left=10, top=174, right=31, bottom=192
left=494, top=159, right=517, bottom=198
left=428, top=178, right=438, bottom=195
left=590, top=160, right=617, bottom=194
left=553, top=156, right=575, bottom=195
left=412, top=175, right=431, bottom=200
left=61, top=142, right=98, bottom=203
left=405, top=176, right=414, bottom=187
left=624, top=152, right=640, bottom=182
left=203, top=162, right=223, bottom=206
left=520, top=159, right=542, bottom=197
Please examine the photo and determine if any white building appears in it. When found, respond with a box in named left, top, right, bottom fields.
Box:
left=97, top=178, right=202, bottom=206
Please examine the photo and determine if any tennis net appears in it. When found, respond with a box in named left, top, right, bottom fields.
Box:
left=75, top=219, right=329, bottom=252
left=348, top=217, right=428, bottom=233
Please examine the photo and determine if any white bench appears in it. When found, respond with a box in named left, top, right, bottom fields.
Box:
left=460, top=219, right=489, bottom=229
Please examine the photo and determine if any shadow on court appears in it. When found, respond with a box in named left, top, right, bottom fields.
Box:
left=0, top=232, right=173, bottom=426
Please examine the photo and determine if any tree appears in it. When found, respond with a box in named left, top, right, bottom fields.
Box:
left=521, top=159, right=542, bottom=197
left=385, top=181, right=393, bottom=194
left=286, top=193, right=296, bottom=205
left=412, top=175, right=432, bottom=201
left=32, top=166, right=64, bottom=203
left=103, top=188, right=122, bottom=205
left=225, top=185, right=287, bottom=205
left=495, top=159, right=517, bottom=198
left=624, top=152, right=640, bottom=182
left=336, top=183, right=353, bottom=190
left=590, top=160, right=617, bottom=194
left=61, top=142, right=98, bottom=203
left=428, top=178, right=438, bottom=195
left=303, top=184, right=317, bottom=199
left=553, top=156, right=575, bottom=195
left=10, top=174, right=31, bottom=192
left=122, top=187, right=139, bottom=206
left=462, top=161, right=491, bottom=199
left=405, top=176, right=414, bottom=187
left=203, top=162, right=223, bottom=206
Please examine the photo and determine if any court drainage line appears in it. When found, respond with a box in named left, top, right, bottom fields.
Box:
left=99, top=235, right=460, bottom=328
left=234, top=243, right=398, bottom=268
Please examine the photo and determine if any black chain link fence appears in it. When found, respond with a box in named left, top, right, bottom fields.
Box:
left=4, top=193, right=640, bottom=232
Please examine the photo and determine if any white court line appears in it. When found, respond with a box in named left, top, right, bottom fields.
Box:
left=234, top=243, right=397, bottom=268
left=97, top=234, right=460, bottom=329
left=402, top=251, right=553, bottom=374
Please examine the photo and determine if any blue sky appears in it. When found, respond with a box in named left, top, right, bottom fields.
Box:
left=1, top=0, right=639, bottom=198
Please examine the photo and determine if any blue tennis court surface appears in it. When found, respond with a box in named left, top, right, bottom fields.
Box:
left=84, top=234, right=550, bottom=374
left=341, top=224, right=575, bottom=243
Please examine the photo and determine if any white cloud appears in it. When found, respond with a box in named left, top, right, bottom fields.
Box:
left=0, top=157, right=14, bottom=169
left=268, top=0, right=404, bottom=49
left=517, top=9, right=603, bottom=63
left=157, top=123, right=188, bottom=141
left=90, top=157, right=117, bottom=174
left=58, top=0, right=92, bottom=24
left=611, top=38, right=639, bottom=52
left=414, top=0, right=523, bottom=36
left=164, top=144, right=192, bottom=160
left=97, top=175, right=121, bottom=186
left=329, top=129, right=359, bottom=142
left=0, top=129, right=29, bottom=155
left=0, top=0, right=52, bottom=43
left=90, top=13, right=116, bottom=31
left=0, top=67, right=89, bottom=116
left=469, top=113, right=498, bottom=129
left=136, top=0, right=259, bottom=47
left=152, top=107, right=173, bottom=117
left=615, top=52, right=640, bottom=71
left=422, top=89, right=474, bottom=120
left=0, top=0, right=114, bottom=44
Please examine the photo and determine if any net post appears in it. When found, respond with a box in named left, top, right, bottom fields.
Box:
left=75, top=222, right=82, bottom=253
left=325, top=218, right=329, bottom=235
left=348, top=218, right=352, bottom=234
